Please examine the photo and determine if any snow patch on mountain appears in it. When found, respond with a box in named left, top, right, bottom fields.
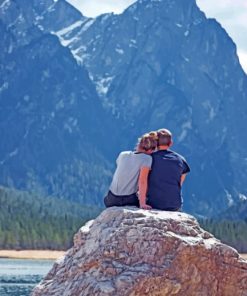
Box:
left=184, top=30, right=189, bottom=37
left=56, top=20, right=84, bottom=36
left=239, top=193, right=247, bottom=201
left=0, top=148, right=19, bottom=165
left=202, top=100, right=216, bottom=121
left=177, top=120, right=192, bottom=142
left=0, top=0, right=10, bottom=11
left=64, top=117, right=78, bottom=133
left=115, top=48, right=124, bottom=55
left=71, top=46, right=90, bottom=64
left=96, top=76, right=114, bottom=96
left=80, top=19, right=95, bottom=33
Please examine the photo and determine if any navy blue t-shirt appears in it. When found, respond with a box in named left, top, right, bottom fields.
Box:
left=147, top=149, right=190, bottom=210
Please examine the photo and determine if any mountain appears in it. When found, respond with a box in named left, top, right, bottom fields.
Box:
left=1, top=0, right=247, bottom=216
left=0, top=0, right=120, bottom=204
left=56, top=0, right=247, bottom=215
left=217, top=198, right=247, bottom=221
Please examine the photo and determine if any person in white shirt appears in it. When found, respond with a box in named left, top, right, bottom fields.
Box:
left=104, top=132, right=158, bottom=209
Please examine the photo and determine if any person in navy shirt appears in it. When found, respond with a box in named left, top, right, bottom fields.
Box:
left=147, top=128, right=190, bottom=211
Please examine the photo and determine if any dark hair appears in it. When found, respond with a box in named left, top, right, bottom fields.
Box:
left=137, top=132, right=158, bottom=151
left=157, top=128, right=172, bottom=146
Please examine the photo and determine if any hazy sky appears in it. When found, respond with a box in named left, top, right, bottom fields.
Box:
left=67, top=0, right=247, bottom=73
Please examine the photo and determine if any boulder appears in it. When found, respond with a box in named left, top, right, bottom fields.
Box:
left=32, top=207, right=247, bottom=296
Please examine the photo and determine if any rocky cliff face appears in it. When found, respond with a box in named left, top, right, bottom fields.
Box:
left=59, top=0, right=247, bottom=215
left=1, top=0, right=247, bottom=215
left=32, top=207, right=247, bottom=296
left=0, top=0, right=118, bottom=203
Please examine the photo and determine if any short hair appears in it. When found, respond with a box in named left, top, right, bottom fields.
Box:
left=137, top=132, right=158, bottom=151
left=157, top=128, right=172, bottom=146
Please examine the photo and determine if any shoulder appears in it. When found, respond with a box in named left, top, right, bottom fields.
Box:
left=169, top=150, right=187, bottom=162
left=151, top=151, right=160, bottom=158
left=135, top=153, right=152, bottom=162
left=139, top=153, right=152, bottom=160
left=118, top=151, right=132, bottom=157
left=170, top=150, right=190, bottom=173
left=136, top=153, right=152, bottom=167
left=116, top=151, right=132, bottom=163
left=120, top=150, right=132, bottom=155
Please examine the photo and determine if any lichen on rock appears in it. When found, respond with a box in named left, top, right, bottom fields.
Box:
left=32, top=207, right=247, bottom=296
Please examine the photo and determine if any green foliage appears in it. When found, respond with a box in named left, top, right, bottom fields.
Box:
left=199, top=218, right=247, bottom=253
left=0, top=186, right=102, bottom=250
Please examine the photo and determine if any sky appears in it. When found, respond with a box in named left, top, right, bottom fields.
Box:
left=67, top=0, right=247, bottom=73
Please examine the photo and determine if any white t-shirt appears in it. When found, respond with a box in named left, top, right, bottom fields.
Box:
left=109, top=151, right=152, bottom=196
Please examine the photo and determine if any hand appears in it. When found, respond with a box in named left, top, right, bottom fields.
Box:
left=140, top=203, right=152, bottom=210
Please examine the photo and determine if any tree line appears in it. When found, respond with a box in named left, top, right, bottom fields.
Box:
left=1, top=186, right=246, bottom=252
left=0, top=186, right=102, bottom=250
left=199, top=218, right=247, bottom=253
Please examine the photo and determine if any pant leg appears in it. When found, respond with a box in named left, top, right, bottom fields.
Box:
left=104, top=191, right=122, bottom=207
left=164, top=207, right=181, bottom=211
left=104, top=191, right=139, bottom=207
left=121, top=193, right=139, bottom=207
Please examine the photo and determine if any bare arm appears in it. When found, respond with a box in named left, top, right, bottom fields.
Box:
left=138, top=167, right=152, bottom=210
left=181, top=174, right=187, bottom=186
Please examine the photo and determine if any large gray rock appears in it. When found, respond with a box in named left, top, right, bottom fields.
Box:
left=32, top=207, right=247, bottom=296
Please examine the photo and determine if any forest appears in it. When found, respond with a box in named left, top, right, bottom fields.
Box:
left=0, top=186, right=101, bottom=250
left=199, top=219, right=247, bottom=253
left=0, top=186, right=246, bottom=252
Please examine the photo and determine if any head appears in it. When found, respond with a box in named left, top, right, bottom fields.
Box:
left=136, top=131, right=158, bottom=154
left=157, top=128, right=173, bottom=148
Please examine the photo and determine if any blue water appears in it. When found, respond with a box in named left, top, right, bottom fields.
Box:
left=0, top=258, right=54, bottom=296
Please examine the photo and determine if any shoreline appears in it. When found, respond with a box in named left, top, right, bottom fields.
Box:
left=0, top=250, right=65, bottom=260
left=0, top=250, right=246, bottom=260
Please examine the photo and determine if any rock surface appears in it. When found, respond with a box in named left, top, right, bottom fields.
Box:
left=32, top=207, right=247, bottom=296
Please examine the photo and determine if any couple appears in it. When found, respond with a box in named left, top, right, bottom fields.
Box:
left=104, top=129, right=190, bottom=211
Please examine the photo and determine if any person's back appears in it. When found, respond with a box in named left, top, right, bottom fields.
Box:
left=104, top=132, right=157, bottom=208
left=148, top=150, right=190, bottom=210
left=147, top=129, right=190, bottom=211
left=109, top=151, right=151, bottom=196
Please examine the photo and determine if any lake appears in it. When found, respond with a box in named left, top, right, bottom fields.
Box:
left=0, top=258, right=54, bottom=296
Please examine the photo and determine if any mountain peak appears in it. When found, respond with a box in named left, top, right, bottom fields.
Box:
left=127, top=0, right=198, bottom=14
